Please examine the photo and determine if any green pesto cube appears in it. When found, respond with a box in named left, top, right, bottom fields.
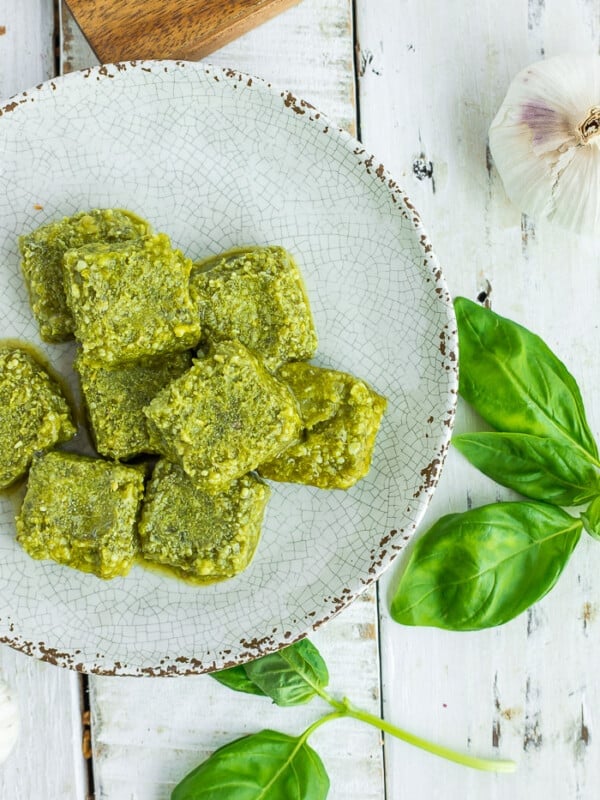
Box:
left=16, top=451, right=144, bottom=579
left=19, top=208, right=151, bottom=342
left=191, top=246, right=318, bottom=369
left=75, top=350, right=193, bottom=461
left=0, top=346, right=75, bottom=489
left=63, top=233, right=200, bottom=365
left=139, top=460, right=270, bottom=580
left=144, top=340, right=302, bottom=492
left=259, top=363, right=387, bottom=489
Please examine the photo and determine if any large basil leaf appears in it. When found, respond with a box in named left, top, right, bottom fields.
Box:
left=455, top=297, right=598, bottom=460
left=171, top=729, right=329, bottom=800
left=390, top=501, right=582, bottom=630
left=453, top=432, right=600, bottom=506
left=210, top=665, right=267, bottom=697
left=582, top=495, right=600, bottom=541
left=244, top=639, right=329, bottom=707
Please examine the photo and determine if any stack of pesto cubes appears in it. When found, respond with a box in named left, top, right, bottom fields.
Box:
left=1, top=209, right=386, bottom=584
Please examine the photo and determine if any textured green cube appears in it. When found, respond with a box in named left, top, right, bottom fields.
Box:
left=63, top=233, right=201, bottom=365
left=75, top=350, right=193, bottom=460
left=19, top=208, right=150, bottom=342
left=16, top=451, right=144, bottom=579
left=0, top=347, right=75, bottom=489
left=144, top=340, right=302, bottom=492
left=191, top=246, right=318, bottom=369
left=139, top=460, right=270, bottom=580
left=259, top=363, right=387, bottom=489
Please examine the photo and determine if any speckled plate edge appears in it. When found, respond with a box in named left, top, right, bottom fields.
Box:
left=0, top=61, right=458, bottom=675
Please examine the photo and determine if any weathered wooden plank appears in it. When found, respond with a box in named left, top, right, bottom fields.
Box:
left=0, top=649, right=87, bottom=799
left=89, top=592, right=383, bottom=800
left=60, top=2, right=384, bottom=798
left=0, top=0, right=55, bottom=97
left=357, top=0, right=600, bottom=797
left=0, top=3, right=87, bottom=799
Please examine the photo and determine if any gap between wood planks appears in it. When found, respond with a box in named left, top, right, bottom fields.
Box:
left=52, top=6, right=94, bottom=799
left=350, top=3, right=390, bottom=798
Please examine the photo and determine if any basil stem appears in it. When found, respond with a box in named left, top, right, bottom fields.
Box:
left=391, top=502, right=582, bottom=630
left=322, top=694, right=515, bottom=773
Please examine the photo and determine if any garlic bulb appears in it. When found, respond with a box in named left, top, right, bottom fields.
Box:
left=0, top=676, right=19, bottom=763
left=489, top=54, right=600, bottom=234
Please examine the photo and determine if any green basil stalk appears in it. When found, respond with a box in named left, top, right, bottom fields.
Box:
left=391, top=502, right=582, bottom=630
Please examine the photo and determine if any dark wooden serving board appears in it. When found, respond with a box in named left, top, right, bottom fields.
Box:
left=64, top=0, right=302, bottom=63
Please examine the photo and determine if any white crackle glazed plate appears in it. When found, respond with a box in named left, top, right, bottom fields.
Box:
left=0, top=61, right=457, bottom=675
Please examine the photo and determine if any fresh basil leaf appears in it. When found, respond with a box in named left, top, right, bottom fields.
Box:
left=171, top=729, right=330, bottom=800
left=454, top=297, right=599, bottom=460
left=582, top=495, right=600, bottom=541
left=390, top=501, right=582, bottom=630
left=244, top=639, right=329, bottom=707
left=210, top=665, right=267, bottom=697
left=453, top=432, right=600, bottom=506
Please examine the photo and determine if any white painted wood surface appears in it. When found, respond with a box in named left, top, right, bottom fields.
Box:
left=1, top=1, right=599, bottom=798
left=0, top=3, right=87, bottom=800
left=356, top=1, right=600, bottom=798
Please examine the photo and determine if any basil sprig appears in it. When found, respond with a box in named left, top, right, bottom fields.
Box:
left=391, top=297, right=600, bottom=632
left=172, top=639, right=514, bottom=798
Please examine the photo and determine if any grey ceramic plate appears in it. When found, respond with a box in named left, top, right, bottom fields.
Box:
left=0, top=61, right=457, bottom=675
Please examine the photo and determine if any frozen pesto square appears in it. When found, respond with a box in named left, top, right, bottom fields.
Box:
left=139, top=460, right=270, bottom=580
left=0, top=347, right=75, bottom=489
left=259, top=363, right=387, bottom=489
left=191, top=246, right=318, bottom=369
left=16, top=451, right=144, bottom=579
left=75, top=350, right=193, bottom=460
left=63, top=233, right=201, bottom=365
left=144, top=340, right=302, bottom=492
left=19, top=208, right=151, bottom=342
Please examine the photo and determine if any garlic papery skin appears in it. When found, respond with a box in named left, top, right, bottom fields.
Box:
left=489, top=54, right=600, bottom=235
left=0, top=676, right=19, bottom=764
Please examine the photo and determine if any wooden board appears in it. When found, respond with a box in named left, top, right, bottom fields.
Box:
left=64, top=0, right=302, bottom=63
